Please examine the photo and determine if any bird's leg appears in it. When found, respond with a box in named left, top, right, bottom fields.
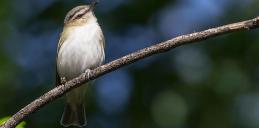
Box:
left=84, top=69, right=91, bottom=79
left=60, top=77, right=67, bottom=84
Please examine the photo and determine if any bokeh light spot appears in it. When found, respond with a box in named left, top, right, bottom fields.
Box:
left=151, top=91, right=188, bottom=127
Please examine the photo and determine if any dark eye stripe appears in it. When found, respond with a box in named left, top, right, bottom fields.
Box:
left=70, top=8, right=90, bottom=21
left=67, top=14, right=74, bottom=21
left=74, top=8, right=91, bottom=20
left=64, top=6, right=92, bottom=24
left=66, top=7, right=85, bottom=22
left=74, top=12, right=85, bottom=19
left=65, top=10, right=79, bottom=23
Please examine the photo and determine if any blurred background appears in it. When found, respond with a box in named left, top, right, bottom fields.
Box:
left=0, top=0, right=259, bottom=128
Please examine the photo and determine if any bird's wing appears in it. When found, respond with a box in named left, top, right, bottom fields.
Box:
left=56, top=65, right=61, bottom=87
left=56, top=30, right=68, bottom=86
left=98, top=27, right=105, bottom=51
left=57, top=30, right=69, bottom=52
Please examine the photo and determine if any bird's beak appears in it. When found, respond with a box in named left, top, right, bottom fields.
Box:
left=90, top=0, right=99, bottom=11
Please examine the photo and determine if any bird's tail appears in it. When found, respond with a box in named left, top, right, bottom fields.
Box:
left=60, top=102, right=86, bottom=127
left=60, top=86, right=87, bottom=127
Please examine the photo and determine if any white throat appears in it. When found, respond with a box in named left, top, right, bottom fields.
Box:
left=57, top=20, right=105, bottom=80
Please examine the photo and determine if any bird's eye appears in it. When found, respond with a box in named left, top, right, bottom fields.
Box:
left=75, top=13, right=85, bottom=19
left=67, top=15, right=73, bottom=21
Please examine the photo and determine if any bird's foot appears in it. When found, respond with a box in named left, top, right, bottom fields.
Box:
left=60, top=77, right=67, bottom=84
left=84, top=69, right=91, bottom=79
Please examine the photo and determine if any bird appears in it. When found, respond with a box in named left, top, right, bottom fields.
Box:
left=56, top=1, right=105, bottom=127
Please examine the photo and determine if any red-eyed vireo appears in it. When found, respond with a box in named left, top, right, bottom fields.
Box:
left=56, top=1, right=105, bottom=127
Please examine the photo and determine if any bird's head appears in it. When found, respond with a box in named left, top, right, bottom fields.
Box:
left=64, top=1, right=98, bottom=26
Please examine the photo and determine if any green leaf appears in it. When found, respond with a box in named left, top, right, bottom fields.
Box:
left=0, top=117, right=26, bottom=128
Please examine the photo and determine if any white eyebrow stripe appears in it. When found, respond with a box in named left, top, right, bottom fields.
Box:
left=71, top=8, right=88, bottom=20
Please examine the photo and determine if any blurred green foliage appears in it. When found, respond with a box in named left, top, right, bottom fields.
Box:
left=0, top=117, right=26, bottom=128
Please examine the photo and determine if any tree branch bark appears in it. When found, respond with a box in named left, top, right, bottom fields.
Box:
left=1, top=16, right=259, bottom=128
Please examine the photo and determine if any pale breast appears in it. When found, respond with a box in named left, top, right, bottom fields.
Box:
left=57, top=22, right=105, bottom=80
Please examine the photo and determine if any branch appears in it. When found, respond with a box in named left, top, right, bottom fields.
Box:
left=1, top=16, right=259, bottom=128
